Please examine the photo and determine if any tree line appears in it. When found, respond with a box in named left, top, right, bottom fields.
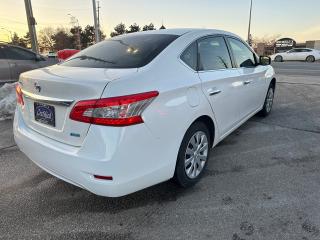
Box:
left=110, top=22, right=165, bottom=37
left=8, top=22, right=166, bottom=52
left=9, top=25, right=106, bottom=52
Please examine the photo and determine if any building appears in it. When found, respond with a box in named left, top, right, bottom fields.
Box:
left=306, top=40, right=320, bottom=50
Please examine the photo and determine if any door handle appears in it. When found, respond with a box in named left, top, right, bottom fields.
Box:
left=207, top=89, right=221, bottom=96
left=243, top=80, right=252, bottom=85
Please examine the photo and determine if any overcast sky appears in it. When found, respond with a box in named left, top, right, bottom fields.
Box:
left=1, top=0, right=320, bottom=42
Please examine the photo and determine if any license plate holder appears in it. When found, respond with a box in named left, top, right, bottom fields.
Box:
left=34, top=102, right=56, bottom=127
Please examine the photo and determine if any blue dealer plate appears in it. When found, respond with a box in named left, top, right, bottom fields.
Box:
left=34, top=102, right=56, bottom=127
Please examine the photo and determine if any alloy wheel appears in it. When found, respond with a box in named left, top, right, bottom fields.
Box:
left=184, top=131, right=209, bottom=179
left=265, top=88, right=274, bottom=113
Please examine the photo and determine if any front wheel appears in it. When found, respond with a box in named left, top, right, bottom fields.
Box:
left=274, top=55, right=283, bottom=62
left=259, top=85, right=275, bottom=117
left=174, top=122, right=211, bottom=187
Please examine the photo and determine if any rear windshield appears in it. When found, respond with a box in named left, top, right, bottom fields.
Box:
left=61, top=34, right=179, bottom=68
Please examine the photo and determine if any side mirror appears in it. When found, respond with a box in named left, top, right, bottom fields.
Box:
left=259, top=56, right=271, bottom=66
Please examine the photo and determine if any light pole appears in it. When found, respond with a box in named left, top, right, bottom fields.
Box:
left=68, top=14, right=81, bottom=50
left=247, top=0, right=253, bottom=46
left=0, top=27, right=13, bottom=42
left=92, top=0, right=100, bottom=43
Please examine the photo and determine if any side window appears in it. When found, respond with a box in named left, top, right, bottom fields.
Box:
left=228, top=38, right=256, bottom=68
left=198, top=36, right=232, bottom=71
left=181, top=42, right=197, bottom=70
left=3, top=46, right=36, bottom=60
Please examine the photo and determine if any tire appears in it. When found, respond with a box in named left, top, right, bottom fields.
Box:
left=259, top=84, right=275, bottom=117
left=174, top=121, right=211, bottom=187
left=274, top=55, right=283, bottom=62
left=306, top=55, right=315, bottom=63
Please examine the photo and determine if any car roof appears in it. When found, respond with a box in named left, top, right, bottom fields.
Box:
left=115, top=28, right=240, bottom=38
left=0, top=43, right=37, bottom=53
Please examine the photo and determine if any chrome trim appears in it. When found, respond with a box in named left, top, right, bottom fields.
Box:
left=21, top=89, right=74, bottom=107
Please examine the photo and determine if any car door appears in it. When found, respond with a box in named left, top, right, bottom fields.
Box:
left=287, top=49, right=306, bottom=61
left=197, top=36, right=243, bottom=136
left=0, top=46, right=11, bottom=82
left=292, top=49, right=306, bottom=60
left=226, top=37, right=267, bottom=120
left=283, top=49, right=294, bottom=60
left=2, top=46, right=41, bottom=80
left=299, top=49, right=311, bottom=60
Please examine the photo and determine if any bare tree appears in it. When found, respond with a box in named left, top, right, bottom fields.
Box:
left=38, top=27, right=55, bottom=52
left=252, top=34, right=281, bottom=48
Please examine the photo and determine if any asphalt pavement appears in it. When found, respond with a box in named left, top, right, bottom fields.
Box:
left=1, top=62, right=320, bottom=240
left=272, top=61, right=320, bottom=76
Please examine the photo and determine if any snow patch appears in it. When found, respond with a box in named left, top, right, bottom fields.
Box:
left=0, top=83, right=16, bottom=121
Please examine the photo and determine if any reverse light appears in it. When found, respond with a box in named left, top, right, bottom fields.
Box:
left=69, top=91, right=159, bottom=126
left=15, top=84, right=24, bottom=106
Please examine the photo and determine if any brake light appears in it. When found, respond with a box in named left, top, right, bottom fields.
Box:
left=15, top=84, right=24, bottom=106
left=70, top=91, right=159, bottom=126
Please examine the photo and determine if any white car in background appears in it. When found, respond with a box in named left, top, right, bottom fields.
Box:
left=272, top=48, right=320, bottom=62
left=14, top=29, right=276, bottom=197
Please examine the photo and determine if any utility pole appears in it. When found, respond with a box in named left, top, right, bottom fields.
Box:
left=97, top=1, right=100, bottom=35
left=247, top=0, right=253, bottom=46
left=92, top=0, right=100, bottom=43
left=24, top=0, right=39, bottom=53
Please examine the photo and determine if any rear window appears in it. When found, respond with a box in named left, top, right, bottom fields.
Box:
left=61, top=34, right=179, bottom=68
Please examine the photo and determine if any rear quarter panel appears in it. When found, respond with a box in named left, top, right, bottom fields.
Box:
left=101, top=33, right=219, bottom=176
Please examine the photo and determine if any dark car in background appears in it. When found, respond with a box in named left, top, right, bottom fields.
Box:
left=0, top=43, right=57, bottom=83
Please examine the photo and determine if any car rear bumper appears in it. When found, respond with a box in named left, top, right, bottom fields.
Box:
left=13, top=109, right=175, bottom=197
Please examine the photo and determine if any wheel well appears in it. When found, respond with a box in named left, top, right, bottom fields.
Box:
left=192, top=115, right=215, bottom=145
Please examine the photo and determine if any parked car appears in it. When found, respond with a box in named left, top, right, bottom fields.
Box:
left=0, top=43, right=56, bottom=82
left=271, top=48, right=320, bottom=62
left=57, top=49, right=80, bottom=62
left=14, top=29, right=275, bottom=197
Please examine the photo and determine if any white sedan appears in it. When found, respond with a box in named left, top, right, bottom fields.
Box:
left=272, top=48, right=320, bottom=62
left=14, top=29, right=276, bottom=197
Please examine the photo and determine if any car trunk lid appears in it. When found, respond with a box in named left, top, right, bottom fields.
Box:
left=19, top=65, right=137, bottom=146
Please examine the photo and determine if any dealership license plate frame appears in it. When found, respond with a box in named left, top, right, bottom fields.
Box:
left=34, top=102, right=56, bottom=127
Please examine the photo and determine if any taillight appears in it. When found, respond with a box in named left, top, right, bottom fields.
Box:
left=15, top=84, right=24, bottom=106
left=70, top=91, right=159, bottom=126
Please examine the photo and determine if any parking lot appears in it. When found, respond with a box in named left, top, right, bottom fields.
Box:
left=1, top=62, right=320, bottom=240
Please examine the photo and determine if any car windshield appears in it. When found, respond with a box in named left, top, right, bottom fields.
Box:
left=61, top=33, right=179, bottom=68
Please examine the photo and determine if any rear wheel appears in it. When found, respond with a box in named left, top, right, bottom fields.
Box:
left=274, top=55, right=283, bottom=62
left=306, top=55, right=315, bottom=63
left=174, top=122, right=210, bottom=187
left=259, top=84, right=275, bottom=117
